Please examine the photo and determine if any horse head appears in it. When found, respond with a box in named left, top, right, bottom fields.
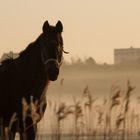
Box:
left=41, top=20, right=66, bottom=81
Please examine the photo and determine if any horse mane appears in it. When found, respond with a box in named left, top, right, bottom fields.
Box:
left=0, top=34, right=42, bottom=68
left=0, top=43, right=35, bottom=66
left=19, top=34, right=42, bottom=59
left=19, top=43, right=35, bottom=58
left=1, top=57, right=14, bottom=65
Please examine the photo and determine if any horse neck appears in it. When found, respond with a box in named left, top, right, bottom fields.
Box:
left=17, top=45, right=49, bottom=99
left=17, top=41, right=43, bottom=77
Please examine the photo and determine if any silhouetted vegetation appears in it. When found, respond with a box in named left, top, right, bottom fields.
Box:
left=36, top=80, right=140, bottom=140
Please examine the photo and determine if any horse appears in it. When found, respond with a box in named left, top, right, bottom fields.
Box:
left=0, top=20, right=66, bottom=140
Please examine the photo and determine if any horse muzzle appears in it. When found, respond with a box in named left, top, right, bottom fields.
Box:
left=48, top=66, right=59, bottom=81
left=45, top=61, right=60, bottom=81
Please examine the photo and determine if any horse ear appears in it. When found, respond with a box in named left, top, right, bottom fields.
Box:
left=43, top=20, right=50, bottom=33
left=56, top=20, right=63, bottom=32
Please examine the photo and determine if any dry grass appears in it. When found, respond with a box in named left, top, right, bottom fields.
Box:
left=46, top=80, right=139, bottom=140
left=0, top=80, right=140, bottom=140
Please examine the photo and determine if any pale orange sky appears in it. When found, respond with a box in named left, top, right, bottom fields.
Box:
left=0, top=0, right=140, bottom=64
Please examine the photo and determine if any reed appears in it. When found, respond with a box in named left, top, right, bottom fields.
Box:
left=83, top=86, right=97, bottom=139
left=0, top=80, right=139, bottom=140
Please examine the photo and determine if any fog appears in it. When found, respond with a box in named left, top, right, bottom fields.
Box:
left=38, top=62, right=140, bottom=133
left=47, top=63, right=140, bottom=101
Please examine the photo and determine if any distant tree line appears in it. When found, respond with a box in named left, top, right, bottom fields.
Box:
left=1, top=51, right=140, bottom=68
left=64, top=57, right=97, bottom=66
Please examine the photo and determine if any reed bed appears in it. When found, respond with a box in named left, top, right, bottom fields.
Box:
left=1, top=80, right=140, bottom=140
left=43, top=80, right=140, bottom=140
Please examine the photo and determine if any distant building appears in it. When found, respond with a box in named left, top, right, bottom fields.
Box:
left=114, top=47, right=140, bottom=64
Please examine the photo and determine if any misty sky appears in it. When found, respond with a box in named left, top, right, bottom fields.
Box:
left=0, top=0, right=140, bottom=64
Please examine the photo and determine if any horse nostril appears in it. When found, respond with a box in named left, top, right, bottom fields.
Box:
left=52, top=67, right=59, bottom=75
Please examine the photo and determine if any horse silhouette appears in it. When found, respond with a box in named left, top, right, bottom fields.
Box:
left=0, top=20, right=65, bottom=140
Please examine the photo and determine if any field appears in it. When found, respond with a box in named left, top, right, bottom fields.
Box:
left=35, top=63, right=140, bottom=140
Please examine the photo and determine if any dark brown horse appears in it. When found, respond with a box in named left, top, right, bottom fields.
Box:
left=0, top=20, right=66, bottom=140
